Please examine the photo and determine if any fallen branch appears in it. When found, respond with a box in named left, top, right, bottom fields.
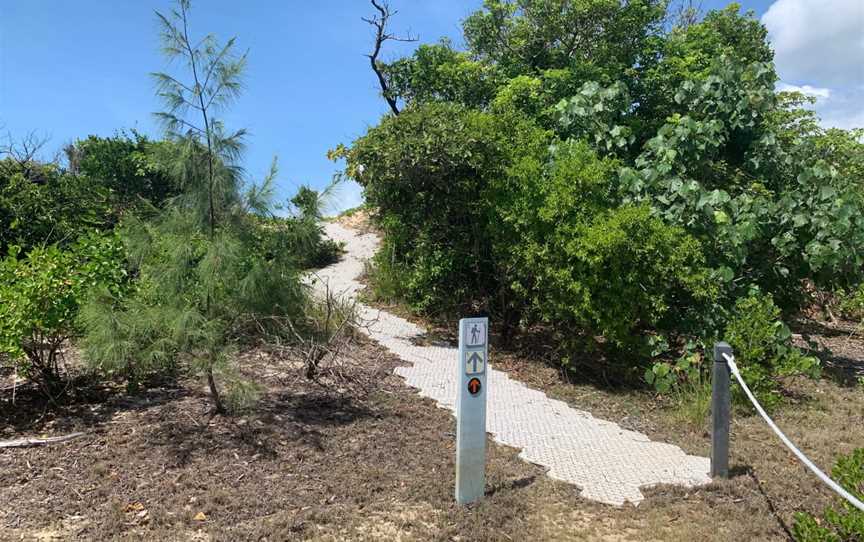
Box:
left=0, top=381, right=26, bottom=393
left=0, top=432, right=86, bottom=449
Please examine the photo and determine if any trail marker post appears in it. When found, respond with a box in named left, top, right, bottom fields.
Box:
left=456, top=317, right=488, bottom=504
left=711, top=342, right=732, bottom=478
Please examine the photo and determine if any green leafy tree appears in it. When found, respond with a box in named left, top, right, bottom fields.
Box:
left=347, top=102, right=550, bottom=317
left=380, top=41, right=504, bottom=109
left=496, top=139, right=715, bottom=360
left=621, top=55, right=864, bottom=310
left=463, top=0, right=666, bottom=78
left=637, top=3, right=775, bottom=139
left=556, top=81, right=635, bottom=156
left=349, top=0, right=864, bottom=386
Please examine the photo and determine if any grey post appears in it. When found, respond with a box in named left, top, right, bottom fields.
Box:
left=456, top=317, right=488, bottom=504
left=711, top=342, right=732, bottom=478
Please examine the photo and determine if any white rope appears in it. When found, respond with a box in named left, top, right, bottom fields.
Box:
left=722, top=352, right=864, bottom=512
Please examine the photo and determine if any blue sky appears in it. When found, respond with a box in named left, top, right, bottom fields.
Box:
left=1, top=1, right=860, bottom=213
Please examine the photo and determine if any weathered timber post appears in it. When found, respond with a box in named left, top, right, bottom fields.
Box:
left=711, top=342, right=732, bottom=478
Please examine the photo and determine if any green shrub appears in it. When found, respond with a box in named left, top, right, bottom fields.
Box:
left=501, top=140, right=715, bottom=352
left=0, top=159, right=113, bottom=253
left=72, top=132, right=179, bottom=210
left=647, top=291, right=822, bottom=420
left=0, top=233, right=125, bottom=394
left=839, top=284, right=864, bottom=322
left=346, top=102, right=550, bottom=316
left=643, top=337, right=713, bottom=424
left=562, top=205, right=715, bottom=346
left=362, top=237, right=415, bottom=308
left=247, top=214, right=342, bottom=271
left=645, top=340, right=702, bottom=393
left=346, top=0, right=864, bottom=389
left=725, top=291, right=821, bottom=409
left=792, top=448, right=864, bottom=541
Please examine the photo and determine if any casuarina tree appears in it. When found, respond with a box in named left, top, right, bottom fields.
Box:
left=81, top=0, right=307, bottom=413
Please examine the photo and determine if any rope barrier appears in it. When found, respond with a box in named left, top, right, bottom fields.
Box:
left=721, top=352, right=864, bottom=512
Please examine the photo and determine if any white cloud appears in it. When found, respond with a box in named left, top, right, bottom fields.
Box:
left=776, top=82, right=831, bottom=100
left=812, top=87, right=864, bottom=130
left=762, top=0, right=864, bottom=88
left=763, top=0, right=864, bottom=130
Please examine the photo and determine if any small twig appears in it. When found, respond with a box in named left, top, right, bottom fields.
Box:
left=182, top=409, right=202, bottom=427
left=0, top=432, right=86, bottom=449
left=12, top=366, right=18, bottom=405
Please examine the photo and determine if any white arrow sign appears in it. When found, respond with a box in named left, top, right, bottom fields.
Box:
left=465, top=350, right=486, bottom=375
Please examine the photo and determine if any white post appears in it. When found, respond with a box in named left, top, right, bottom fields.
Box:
left=455, top=317, right=488, bottom=504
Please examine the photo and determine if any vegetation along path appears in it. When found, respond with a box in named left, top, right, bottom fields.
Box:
left=312, top=222, right=712, bottom=506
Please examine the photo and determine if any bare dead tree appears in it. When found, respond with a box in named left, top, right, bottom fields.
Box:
left=667, top=0, right=703, bottom=30
left=362, top=0, right=417, bottom=116
left=0, top=130, right=51, bottom=180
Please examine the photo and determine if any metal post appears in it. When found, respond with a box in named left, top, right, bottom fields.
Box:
left=456, top=317, right=488, bottom=504
left=711, top=342, right=732, bottom=478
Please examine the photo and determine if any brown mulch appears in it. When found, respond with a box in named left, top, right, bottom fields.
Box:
left=792, top=317, right=864, bottom=385
left=0, top=339, right=565, bottom=541
left=2, top=316, right=863, bottom=541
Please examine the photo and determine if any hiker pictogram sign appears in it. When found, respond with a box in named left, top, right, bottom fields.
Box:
left=464, top=321, right=487, bottom=347
left=467, top=377, right=482, bottom=396
left=465, top=350, right=486, bottom=375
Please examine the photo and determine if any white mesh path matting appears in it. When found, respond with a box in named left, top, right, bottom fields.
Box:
left=311, top=222, right=711, bottom=506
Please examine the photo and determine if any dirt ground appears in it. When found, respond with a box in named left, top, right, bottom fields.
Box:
left=1, top=318, right=863, bottom=540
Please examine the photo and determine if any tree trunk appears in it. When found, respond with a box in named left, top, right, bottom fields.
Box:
left=207, top=367, right=224, bottom=414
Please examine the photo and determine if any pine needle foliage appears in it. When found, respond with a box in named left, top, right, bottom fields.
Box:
left=81, top=0, right=307, bottom=413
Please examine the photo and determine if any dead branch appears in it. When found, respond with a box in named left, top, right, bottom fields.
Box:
left=668, top=0, right=703, bottom=29
left=362, top=0, right=417, bottom=116
left=0, top=131, right=52, bottom=180
left=0, top=432, right=86, bottom=449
